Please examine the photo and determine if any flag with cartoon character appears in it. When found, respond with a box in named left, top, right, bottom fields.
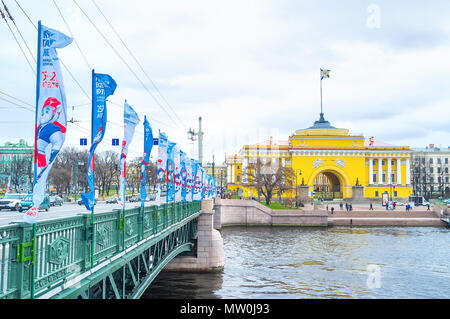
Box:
left=180, top=150, right=187, bottom=202
left=24, top=22, right=72, bottom=223
left=174, top=146, right=182, bottom=202
left=156, top=132, right=168, bottom=204
left=119, top=101, right=140, bottom=208
left=166, top=142, right=176, bottom=202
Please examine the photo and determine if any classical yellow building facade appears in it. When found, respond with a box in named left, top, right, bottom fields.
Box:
left=227, top=115, right=413, bottom=201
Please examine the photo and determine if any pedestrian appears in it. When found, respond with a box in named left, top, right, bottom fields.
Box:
left=427, top=204, right=430, bottom=211
left=393, top=202, right=396, bottom=210
left=345, top=203, right=349, bottom=211
left=369, top=203, right=373, bottom=210
left=350, top=204, right=353, bottom=211
left=340, top=202, right=343, bottom=210
left=326, top=205, right=329, bottom=211
left=331, top=207, right=334, bottom=214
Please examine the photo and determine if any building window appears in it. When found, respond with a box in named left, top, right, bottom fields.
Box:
left=438, top=167, right=441, bottom=174
left=382, top=173, right=386, bottom=183
left=391, top=160, right=395, bottom=166
left=391, top=173, right=395, bottom=182
left=373, top=173, right=377, bottom=183
left=430, top=177, right=434, bottom=183
left=375, top=191, right=379, bottom=197
left=382, top=160, right=386, bottom=166
left=430, top=158, right=433, bottom=164
left=445, top=167, right=449, bottom=173
left=237, top=166, right=240, bottom=170
left=372, top=160, right=376, bottom=165
left=394, top=191, right=398, bottom=197
left=437, top=158, right=441, bottom=164
left=430, top=167, right=433, bottom=174
left=236, top=175, right=240, bottom=182
left=446, top=177, right=449, bottom=183
left=445, top=158, right=448, bottom=164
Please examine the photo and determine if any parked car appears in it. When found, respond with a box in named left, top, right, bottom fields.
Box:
left=49, top=195, right=63, bottom=206
left=0, top=193, right=28, bottom=211
left=129, top=196, right=140, bottom=202
left=78, top=198, right=97, bottom=205
left=106, top=197, right=119, bottom=204
left=17, top=194, right=50, bottom=212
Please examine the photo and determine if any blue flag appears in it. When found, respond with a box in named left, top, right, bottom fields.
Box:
left=180, top=151, right=187, bottom=202
left=156, top=132, right=168, bottom=204
left=140, top=116, right=153, bottom=207
left=166, top=142, right=176, bottom=202
left=81, top=71, right=117, bottom=210
left=24, top=22, right=72, bottom=224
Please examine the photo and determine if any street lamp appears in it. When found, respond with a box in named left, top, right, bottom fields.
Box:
left=295, top=169, right=302, bottom=206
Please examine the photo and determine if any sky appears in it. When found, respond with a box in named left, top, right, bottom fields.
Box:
left=1, top=0, right=450, bottom=165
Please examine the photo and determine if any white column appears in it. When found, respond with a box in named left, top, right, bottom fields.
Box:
left=232, top=164, right=235, bottom=183
left=242, top=157, right=248, bottom=184
left=406, top=158, right=411, bottom=184
left=378, top=158, right=383, bottom=184
left=397, top=158, right=401, bottom=185
left=369, top=158, right=373, bottom=185
left=227, top=164, right=231, bottom=183
left=387, top=158, right=392, bottom=184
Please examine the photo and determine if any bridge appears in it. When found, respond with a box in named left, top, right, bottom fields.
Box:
left=0, top=200, right=222, bottom=299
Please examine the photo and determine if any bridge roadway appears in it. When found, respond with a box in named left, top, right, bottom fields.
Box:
left=0, top=201, right=154, bottom=226
left=0, top=200, right=203, bottom=299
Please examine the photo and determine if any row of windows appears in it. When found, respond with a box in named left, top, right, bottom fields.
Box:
left=416, top=167, right=450, bottom=174
left=416, top=177, right=449, bottom=184
left=415, top=157, right=449, bottom=164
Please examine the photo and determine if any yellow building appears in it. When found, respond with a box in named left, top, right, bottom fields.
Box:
left=227, top=114, right=413, bottom=201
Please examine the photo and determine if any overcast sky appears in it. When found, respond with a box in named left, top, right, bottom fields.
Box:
left=1, top=0, right=450, bottom=164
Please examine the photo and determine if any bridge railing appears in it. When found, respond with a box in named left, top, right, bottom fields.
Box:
left=0, top=201, right=202, bottom=299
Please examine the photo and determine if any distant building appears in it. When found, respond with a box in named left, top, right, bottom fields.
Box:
left=226, top=114, right=413, bottom=201
left=410, top=144, right=450, bottom=199
left=203, top=162, right=227, bottom=191
left=0, top=139, right=33, bottom=191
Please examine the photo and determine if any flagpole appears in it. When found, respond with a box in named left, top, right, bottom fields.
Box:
left=320, top=75, right=323, bottom=116
left=90, top=68, right=95, bottom=268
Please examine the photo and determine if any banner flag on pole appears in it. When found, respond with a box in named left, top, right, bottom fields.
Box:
left=5, top=176, right=11, bottom=195
left=166, top=142, right=176, bottom=203
left=201, top=168, right=207, bottom=200
left=119, top=101, right=140, bottom=208
left=192, top=159, right=200, bottom=201
left=186, top=158, right=195, bottom=202
left=24, top=22, right=72, bottom=223
left=180, top=151, right=187, bottom=202
left=174, top=146, right=182, bottom=202
left=156, top=131, right=168, bottom=204
left=140, top=116, right=153, bottom=207
left=81, top=71, right=117, bottom=211
left=320, top=68, right=331, bottom=80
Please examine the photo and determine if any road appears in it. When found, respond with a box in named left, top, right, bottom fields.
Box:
left=0, top=201, right=157, bottom=226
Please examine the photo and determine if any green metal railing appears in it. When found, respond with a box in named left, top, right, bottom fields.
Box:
left=0, top=201, right=202, bottom=299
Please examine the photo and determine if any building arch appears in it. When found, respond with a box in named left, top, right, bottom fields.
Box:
left=307, top=165, right=352, bottom=198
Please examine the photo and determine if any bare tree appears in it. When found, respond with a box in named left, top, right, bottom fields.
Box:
left=246, top=158, right=294, bottom=205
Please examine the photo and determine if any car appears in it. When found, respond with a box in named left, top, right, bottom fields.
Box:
left=106, top=197, right=119, bottom=204
left=78, top=198, right=97, bottom=205
left=129, top=196, right=140, bottom=202
left=0, top=193, right=28, bottom=211
left=17, top=194, right=50, bottom=212
left=49, top=195, right=63, bottom=206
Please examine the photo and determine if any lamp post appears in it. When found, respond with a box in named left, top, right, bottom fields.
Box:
left=295, top=169, right=302, bottom=206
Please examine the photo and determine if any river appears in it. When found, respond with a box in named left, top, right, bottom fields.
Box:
left=143, top=226, right=450, bottom=299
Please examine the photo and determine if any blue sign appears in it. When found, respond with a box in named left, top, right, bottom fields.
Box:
left=112, top=138, right=119, bottom=146
left=80, top=138, right=87, bottom=145
left=153, top=138, right=158, bottom=145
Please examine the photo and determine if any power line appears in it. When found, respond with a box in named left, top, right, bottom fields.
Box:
left=90, top=0, right=187, bottom=129
left=72, top=0, right=180, bottom=129
left=52, top=0, right=91, bottom=71
left=0, top=5, right=35, bottom=75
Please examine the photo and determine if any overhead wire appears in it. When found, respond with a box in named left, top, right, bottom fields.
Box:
left=72, top=0, right=181, bottom=129
left=90, top=0, right=187, bottom=129
left=0, top=5, right=35, bottom=75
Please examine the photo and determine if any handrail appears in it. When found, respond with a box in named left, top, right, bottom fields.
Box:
left=0, top=201, right=202, bottom=299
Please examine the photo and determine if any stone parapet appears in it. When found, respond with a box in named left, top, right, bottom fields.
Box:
left=164, top=200, right=224, bottom=272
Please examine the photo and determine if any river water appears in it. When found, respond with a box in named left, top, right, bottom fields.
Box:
left=143, top=226, right=450, bottom=299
